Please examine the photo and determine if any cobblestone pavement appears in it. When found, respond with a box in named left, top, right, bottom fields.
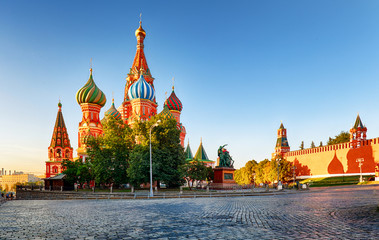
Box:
left=0, top=185, right=378, bottom=239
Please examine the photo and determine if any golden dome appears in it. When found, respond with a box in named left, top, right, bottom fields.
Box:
left=135, top=21, right=146, bottom=37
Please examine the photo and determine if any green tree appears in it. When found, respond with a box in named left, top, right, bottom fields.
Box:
left=87, top=116, right=134, bottom=186
left=299, top=141, right=304, bottom=150
left=327, top=131, right=350, bottom=145
left=310, top=141, right=315, bottom=148
left=62, top=159, right=92, bottom=185
left=235, top=160, right=258, bottom=185
left=250, top=157, right=293, bottom=185
left=319, top=141, right=323, bottom=147
left=127, top=115, right=185, bottom=188
left=183, top=160, right=213, bottom=190
left=254, top=159, right=270, bottom=184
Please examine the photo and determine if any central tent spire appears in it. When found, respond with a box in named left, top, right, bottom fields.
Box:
left=131, top=15, right=150, bottom=81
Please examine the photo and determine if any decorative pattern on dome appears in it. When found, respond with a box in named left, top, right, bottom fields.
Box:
left=104, top=99, right=122, bottom=120
left=159, top=104, right=176, bottom=120
left=128, top=74, right=155, bottom=101
left=76, top=69, right=107, bottom=107
left=166, top=87, right=182, bottom=112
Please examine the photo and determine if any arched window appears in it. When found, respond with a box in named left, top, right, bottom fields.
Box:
left=53, top=166, right=58, bottom=173
left=56, top=149, right=61, bottom=158
left=65, top=150, right=70, bottom=158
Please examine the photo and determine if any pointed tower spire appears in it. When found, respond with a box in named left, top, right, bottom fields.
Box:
left=185, top=141, right=193, bottom=160
left=46, top=101, right=73, bottom=178
left=194, top=139, right=209, bottom=161
left=193, top=139, right=215, bottom=167
left=131, top=16, right=150, bottom=81
left=350, top=114, right=367, bottom=148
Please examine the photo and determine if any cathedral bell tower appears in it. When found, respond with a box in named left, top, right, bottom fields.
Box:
left=46, top=101, right=73, bottom=178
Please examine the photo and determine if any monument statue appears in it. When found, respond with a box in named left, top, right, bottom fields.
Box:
left=217, top=144, right=234, bottom=168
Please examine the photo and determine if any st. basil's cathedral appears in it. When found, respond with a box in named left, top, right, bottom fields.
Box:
left=45, top=21, right=186, bottom=178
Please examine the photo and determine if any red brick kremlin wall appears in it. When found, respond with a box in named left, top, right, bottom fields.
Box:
left=284, top=138, right=379, bottom=178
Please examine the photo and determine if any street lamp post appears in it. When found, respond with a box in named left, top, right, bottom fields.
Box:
left=356, top=158, right=364, bottom=182
left=276, top=156, right=281, bottom=189
left=149, top=120, right=161, bottom=197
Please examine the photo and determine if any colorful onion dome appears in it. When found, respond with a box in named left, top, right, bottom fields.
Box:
left=159, top=104, right=176, bottom=120
left=135, top=21, right=146, bottom=37
left=58, top=101, right=62, bottom=108
left=166, top=86, right=183, bottom=112
left=128, top=74, right=155, bottom=101
left=104, top=99, right=122, bottom=120
left=76, top=68, right=107, bottom=107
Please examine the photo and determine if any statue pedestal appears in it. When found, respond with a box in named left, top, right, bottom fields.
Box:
left=211, top=167, right=238, bottom=189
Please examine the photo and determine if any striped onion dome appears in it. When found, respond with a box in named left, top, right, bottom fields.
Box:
left=159, top=104, right=176, bottom=120
left=128, top=74, right=155, bottom=101
left=166, top=87, right=182, bottom=112
left=104, top=99, right=122, bottom=120
left=76, top=69, right=107, bottom=107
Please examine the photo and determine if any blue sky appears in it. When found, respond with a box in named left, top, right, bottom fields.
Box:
left=1, top=1, right=379, bottom=175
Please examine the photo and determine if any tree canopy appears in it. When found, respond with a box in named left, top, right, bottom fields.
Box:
left=235, top=157, right=292, bottom=185
left=299, top=141, right=304, bottom=150
left=127, top=115, right=185, bottom=188
left=183, top=159, right=213, bottom=190
left=63, top=115, right=186, bottom=189
left=327, top=131, right=350, bottom=145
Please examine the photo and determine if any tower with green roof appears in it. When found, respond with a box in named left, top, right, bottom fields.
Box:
left=185, top=141, right=193, bottom=161
left=192, top=139, right=215, bottom=167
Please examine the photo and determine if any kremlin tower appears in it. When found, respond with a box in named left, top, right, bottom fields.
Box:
left=350, top=114, right=367, bottom=149
left=76, top=68, right=106, bottom=158
left=46, top=102, right=73, bottom=178
left=273, top=122, right=290, bottom=158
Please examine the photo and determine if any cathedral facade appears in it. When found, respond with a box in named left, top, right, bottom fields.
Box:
left=46, top=21, right=186, bottom=177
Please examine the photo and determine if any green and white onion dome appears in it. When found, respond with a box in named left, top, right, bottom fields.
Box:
left=104, top=99, right=122, bottom=120
left=76, top=69, right=107, bottom=107
left=127, top=74, right=155, bottom=101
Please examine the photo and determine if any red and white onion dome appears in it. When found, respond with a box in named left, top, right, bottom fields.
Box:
left=165, top=87, right=182, bottom=112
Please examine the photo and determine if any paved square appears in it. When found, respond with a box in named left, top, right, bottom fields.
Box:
left=1, top=185, right=378, bottom=239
